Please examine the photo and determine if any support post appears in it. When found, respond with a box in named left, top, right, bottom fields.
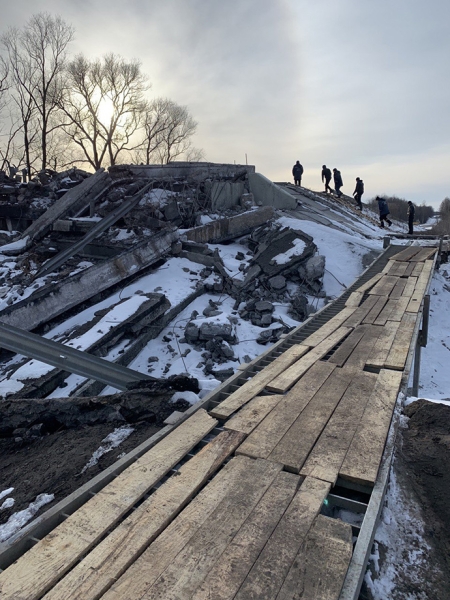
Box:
left=383, top=236, right=390, bottom=249
left=412, top=342, right=421, bottom=397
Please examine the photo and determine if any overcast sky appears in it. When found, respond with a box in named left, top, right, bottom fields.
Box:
left=3, top=0, right=450, bottom=208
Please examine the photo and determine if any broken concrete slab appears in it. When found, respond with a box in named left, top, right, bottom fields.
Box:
left=0, top=230, right=178, bottom=331
left=248, top=173, right=297, bottom=209
left=109, top=162, right=255, bottom=183
left=252, top=227, right=315, bottom=278
left=18, top=169, right=111, bottom=246
left=185, top=206, right=274, bottom=244
left=210, top=181, right=245, bottom=211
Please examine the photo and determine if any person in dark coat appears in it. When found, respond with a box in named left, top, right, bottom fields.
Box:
left=292, top=161, right=303, bottom=186
left=321, top=165, right=332, bottom=194
left=353, top=177, right=364, bottom=210
left=407, top=201, right=415, bottom=234
left=333, top=168, right=343, bottom=198
left=376, top=196, right=392, bottom=228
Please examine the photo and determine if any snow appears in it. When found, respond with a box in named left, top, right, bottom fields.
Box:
left=0, top=488, right=14, bottom=502
left=171, top=391, right=201, bottom=406
left=0, top=493, right=54, bottom=542
left=0, top=236, right=29, bottom=253
left=272, top=238, right=306, bottom=265
left=1, top=498, right=15, bottom=510
left=81, top=426, right=135, bottom=473
left=364, top=458, right=438, bottom=599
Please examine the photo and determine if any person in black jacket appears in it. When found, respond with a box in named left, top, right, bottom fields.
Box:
left=407, top=201, right=415, bottom=234
left=292, top=161, right=304, bottom=186
left=376, top=196, right=392, bottom=228
left=321, top=165, right=332, bottom=194
left=353, top=177, right=364, bottom=210
left=333, top=168, right=343, bottom=198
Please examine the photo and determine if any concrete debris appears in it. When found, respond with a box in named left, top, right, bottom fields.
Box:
left=0, top=161, right=329, bottom=411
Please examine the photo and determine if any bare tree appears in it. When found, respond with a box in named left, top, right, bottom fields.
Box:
left=134, top=97, right=203, bottom=164
left=1, top=13, right=74, bottom=172
left=61, top=53, right=148, bottom=169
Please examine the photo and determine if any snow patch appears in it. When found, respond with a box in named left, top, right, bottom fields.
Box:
left=81, top=427, right=135, bottom=473
left=0, top=493, right=54, bottom=542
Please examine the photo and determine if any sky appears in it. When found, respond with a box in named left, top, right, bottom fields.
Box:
left=2, top=0, right=450, bottom=208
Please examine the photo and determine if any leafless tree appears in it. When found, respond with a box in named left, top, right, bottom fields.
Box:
left=134, top=97, right=203, bottom=164
left=60, top=53, right=149, bottom=169
left=1, top=13, right=74, bottom=173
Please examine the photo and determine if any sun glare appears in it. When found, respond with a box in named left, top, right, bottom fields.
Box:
left=97, top=97, right=115, bottom=124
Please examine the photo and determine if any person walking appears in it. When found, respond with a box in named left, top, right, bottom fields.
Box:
left=322, top=165, right=332, bottom=194
left=333, top=168, right=343, bottom=198
left=376, top=196, right=392, bottom=228
left=407, top=201, right=415, bottom=235
left=353, top=177, right=364, bottom=210
left=292, top=161, right=304, bottom=186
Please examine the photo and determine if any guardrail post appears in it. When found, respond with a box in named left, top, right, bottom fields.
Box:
left=383, top=236, right=390, bottom=249
left=412, top=294, right=430, bottom=396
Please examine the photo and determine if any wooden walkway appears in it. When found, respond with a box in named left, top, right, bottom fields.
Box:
left=0, top=247, right=436, bottom=600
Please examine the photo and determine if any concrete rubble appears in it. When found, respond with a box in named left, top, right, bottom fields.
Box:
left=0, top=161, right=327, bottom=398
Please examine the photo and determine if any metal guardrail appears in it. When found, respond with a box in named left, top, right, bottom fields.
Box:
left=0, top=322, right=154, bottom=391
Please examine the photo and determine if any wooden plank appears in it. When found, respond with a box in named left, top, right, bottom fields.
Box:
left=234, top=477, right=331, bottom=600
left=389, top=277, right=407, bottom=299
left=384, top=312, right=417, bottom=370
left=345, top=291, right=365, bottom=307
left=277, top=515, right=353, bottom=600
left=190, top=472, right=300, bottom=600
left=236, top=362, right=336, bottom=461
left=0, top=409, right=217, bottom=600
left=328, top=326, right=368, bottom=367
left=389, top=246, right=423, bottom=262
left=362, top=295, right=389, bottom=324
left=102, top=455, right=260, bottom=600
left=266, top=327, right=352, bottom=394
left=340, top=369, right=403, bottom=486
left=300, top=370, right=378, bottom=484
left=373, top=296, right=409, bottom=326
left=344, top=325, right=383, bottom=369
left=42, top=430, right=245, bottom=600
left=341, top=295, right=379, bottom=328
left=209, top=344, right=311, bottom=420
left=115, top=458, right=283, bottom=600
left=365, top=321, right=401, bottom=369
left=368, top=275, right=399, bottom=297
left=223, top=394, right=284, bottom=435
left=383, top=261, right=408, bottom=277
left=353, top=272, right=383, bottom=293
left=402, top=262, right=416, bottom=277
left=401, top=276, right=417, bottom=298
left=299, top=307, right=356, bottom=347
left=267, top=367, right=356, bottom=473
left=409, top=247, right=437, bottom=261
left=411, top=262, right=424, bottom=276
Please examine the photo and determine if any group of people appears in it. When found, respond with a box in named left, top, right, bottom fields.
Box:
left=292, top=161, right=416, bottom=233
left=292, top=161, right=364, bottom=209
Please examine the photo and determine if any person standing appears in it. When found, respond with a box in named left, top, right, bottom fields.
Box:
left=353, top=177, right=364, bottom=210
left=322, top=165, right=332, bottom=194
left=292, top=161, right=304, bottom=186
left=333, top=168, right=343, bottom=198
left=376, top=196, right=392, bottom=228
left=407, top=201, right=415, bottom=234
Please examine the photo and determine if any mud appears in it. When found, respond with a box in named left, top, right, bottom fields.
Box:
left=0, top=395, right=190, bottom=530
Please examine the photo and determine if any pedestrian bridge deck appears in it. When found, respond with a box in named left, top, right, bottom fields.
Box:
left=0, top=246, right=437, bottom=600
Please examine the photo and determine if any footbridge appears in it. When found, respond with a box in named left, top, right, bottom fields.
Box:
left=0, top=242, right=438, bottom=600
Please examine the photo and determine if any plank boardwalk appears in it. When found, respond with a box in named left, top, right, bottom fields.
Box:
left=0, top=245, right=436, bottom=600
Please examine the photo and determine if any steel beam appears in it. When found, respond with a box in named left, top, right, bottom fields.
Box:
left=0, top=322, right=154, bottom=390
